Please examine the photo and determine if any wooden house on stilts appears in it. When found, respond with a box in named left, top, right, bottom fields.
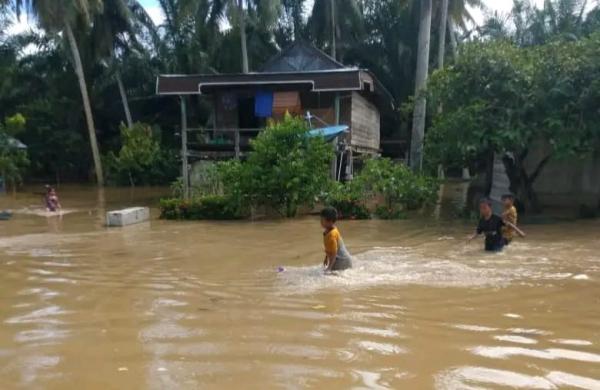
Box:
left=156, top=41, right=393, bottom=195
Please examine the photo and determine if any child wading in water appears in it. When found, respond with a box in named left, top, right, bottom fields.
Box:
left=321, top=207, right=353, bottom=272
left=501, top=194, right=519, bottom=245
left=468, top=198, right=525, bottom=252
left=44, top=186, right=62, bottom=212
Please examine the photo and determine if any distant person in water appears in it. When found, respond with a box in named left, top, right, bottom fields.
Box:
left=501, top=194, right=519, bottom=245
left=44, top=186, right=62, bottom=212
left=321, top=207, right=353, bottom=272
left=468, top=198, right=525, bottom=252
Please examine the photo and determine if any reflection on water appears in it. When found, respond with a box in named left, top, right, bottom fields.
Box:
left=1, top=185, right=600, bottom=389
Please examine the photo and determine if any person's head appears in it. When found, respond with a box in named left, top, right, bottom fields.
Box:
left=479, top=197, right=493, bottom=218
left=320, top=207, right=338, bottom=229
left=45, top=185, right=52, bottom=194
left=501, top=194, right=515, bottom=208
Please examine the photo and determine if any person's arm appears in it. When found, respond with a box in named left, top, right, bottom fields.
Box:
left=505, top=221, right=526, bottom=238
left=466, top=232, right=479, bottom=242
left=325, top=254, right=337, bottom=272
left=467, top=223, right=483, bottom=242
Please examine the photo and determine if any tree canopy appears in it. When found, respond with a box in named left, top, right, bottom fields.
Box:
left=0, top=0, right=599, bottom=194
left=426, top=32, right=600, bottom=209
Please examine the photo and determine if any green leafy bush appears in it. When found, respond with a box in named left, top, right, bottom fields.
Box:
left=323, top=158, right=439, bottom=220
left=105, top=123, right=179, bottom=186
left=0, top=114, right=29, bottom=192
left=356, top=158, right=439, bottom=212
left=374, top=205, right=406, bottom=220
left=323, top=181, right=371, bottom=220
left=159, top=195, right=245, bottom=220
left=216, top=115, right=333, bottom=218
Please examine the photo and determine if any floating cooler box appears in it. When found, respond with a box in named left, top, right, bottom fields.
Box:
left=106, top=207, right=150, bottom=227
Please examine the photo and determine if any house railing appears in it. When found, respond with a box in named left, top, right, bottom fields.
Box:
left=185, top=127, right=263, bottom=159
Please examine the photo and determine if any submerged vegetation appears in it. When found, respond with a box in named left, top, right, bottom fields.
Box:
left=0, top=0, right=599, bottom=215
left=324, top=158, right=439, bottom=220
left=160, top=116, right=439, bottom=221
left=105, top=123, right=178, bottom=186
left=0, top=113, right=29, bottom=193
left=427, top=33, right=600, bottom=211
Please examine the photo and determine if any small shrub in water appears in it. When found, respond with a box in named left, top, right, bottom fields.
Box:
left=159, top=195, right=245, bottom=220
left=374, top=206, right=407, bottom=220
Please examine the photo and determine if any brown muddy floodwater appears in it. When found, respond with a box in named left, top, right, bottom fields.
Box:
left=1, top=185, right=600, bottom=389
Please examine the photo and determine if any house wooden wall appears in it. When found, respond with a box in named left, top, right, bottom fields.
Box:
left=350, top=92, right=380, bottom=152
left=214, top=92, right=238, bottom=129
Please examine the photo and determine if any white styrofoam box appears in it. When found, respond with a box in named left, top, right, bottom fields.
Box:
left=106, top=207, right=150, bottom=227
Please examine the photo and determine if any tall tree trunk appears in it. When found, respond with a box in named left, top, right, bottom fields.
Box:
left=502, top=151, right=551, bottom=213
left=410, top=0, right=432, bottom=172
left=436, top=0, right=449, bottom=178
left=438, top=0, right=449, bottom=69
left=330, top=0, right=336, bottom=59
left=448, top=18, right=458, bottom=62
left=64, top=21, right=104, bottom=186
left=116, top=70, right=133, bottom=128
left=238, top=0, right=249, bottom=73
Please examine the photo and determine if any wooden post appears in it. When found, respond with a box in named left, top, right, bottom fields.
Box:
left=180, top=96, right=189, bottom=200
left=334, top=93, right=341, bottom=125
left=345, top=149, right=353, bottom=180
left=331, top=93, right=341, bottom=180
left=234, top=129, right=240, bottom=159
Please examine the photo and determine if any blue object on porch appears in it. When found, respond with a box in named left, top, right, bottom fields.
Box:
left=254, top=90, right=273, bottom=118
left=307, top=125, right=349, bottom=142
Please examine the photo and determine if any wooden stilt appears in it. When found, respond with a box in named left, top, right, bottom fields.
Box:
left=180, top=96, right=189, bottom=200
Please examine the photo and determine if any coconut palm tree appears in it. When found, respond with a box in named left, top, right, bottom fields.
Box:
left=410, top=0, right=432, bottom=171
left=308, top=0, right=365, bottom=61
left=11, top=0, right=105, bottom=185
left=437, top=0, right=449, bottom=69
left=211, top=0, right=281, bottom=72
left=90, top=0, right=158, bottom=128
left=479, top=0, right=593, bottom=46
left=441, top=0, right=483, bottom=62
left=277, top=0, right=306, bottom=45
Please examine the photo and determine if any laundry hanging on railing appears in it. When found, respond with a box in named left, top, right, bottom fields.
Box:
left=254, top=90, right=274, bottom=118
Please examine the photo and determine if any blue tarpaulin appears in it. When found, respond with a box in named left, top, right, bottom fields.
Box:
left=307, top=125, right=349, bottom=142
left=254, top=90, right=273, bottom=118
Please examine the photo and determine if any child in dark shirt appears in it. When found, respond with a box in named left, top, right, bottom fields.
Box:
left=468, top=198, right=525, bottom=252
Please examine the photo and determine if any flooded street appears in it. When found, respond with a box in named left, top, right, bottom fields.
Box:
left=1, top=186, right=600, bottom=389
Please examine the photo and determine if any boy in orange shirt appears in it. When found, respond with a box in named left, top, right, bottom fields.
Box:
left=501, top=194, right=519, bottom=245
left=320, top=207, right=353, bottom=272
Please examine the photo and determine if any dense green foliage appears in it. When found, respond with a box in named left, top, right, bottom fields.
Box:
left=162, top=124, right=439, bottom=220
left=159, top=195, right=244, bottom=220
left=0, top=113, right=29, bottom=191
left=324, top=158, right=439, bottom=219
left=0, top=0, right=489, bottom=183
left=427, top=32, right=600, bottom=210
left=1, top=0, right=600, bottom=217
left=222, top=115, right=334, bottom=218
left=105, top=123, right=178, bottom=186
left=160, top=116, right=333, bottom=219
